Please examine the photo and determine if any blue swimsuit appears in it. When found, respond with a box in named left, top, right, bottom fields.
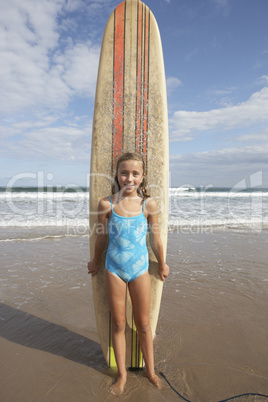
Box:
left=105, top=196, right=149, bottom=282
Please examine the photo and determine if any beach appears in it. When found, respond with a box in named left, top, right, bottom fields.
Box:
left=1, top=229, right=268, bottom=401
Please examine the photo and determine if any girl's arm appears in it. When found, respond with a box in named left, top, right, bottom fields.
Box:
left=88, top=198, right=110, bottom=277
left=147, top=198, right=169, bottom=281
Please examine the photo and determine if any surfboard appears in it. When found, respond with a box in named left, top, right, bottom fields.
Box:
left=90, top=0, right=169, bottom=369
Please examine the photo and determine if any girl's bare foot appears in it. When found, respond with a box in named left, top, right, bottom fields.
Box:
left=109, top=373, right=127, bottom=396
left=147, top=373, right=162, bottom=389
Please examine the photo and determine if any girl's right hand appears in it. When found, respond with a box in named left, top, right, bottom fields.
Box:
left=159, top=263, right=169, bottom=282
left=87, top=260, right=100, bottom=277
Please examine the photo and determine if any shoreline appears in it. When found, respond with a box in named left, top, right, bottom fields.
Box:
left=1, top=230, right=268, bottom=401
left=1, top=223, right=268, bottom=242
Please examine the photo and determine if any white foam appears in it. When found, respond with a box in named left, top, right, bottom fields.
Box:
left=1, top=191, right=89, bottom=200
left=1, top=189, right=267, bottom=241
left=0, top=233, right=89, bottom=243
left=169, top=188, right=268, bottom=198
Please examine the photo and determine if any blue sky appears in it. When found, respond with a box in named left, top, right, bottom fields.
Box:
left=0, top=0, right=268, bottom=188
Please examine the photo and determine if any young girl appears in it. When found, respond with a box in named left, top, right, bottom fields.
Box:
left=87, top=152, right=169, bottom=396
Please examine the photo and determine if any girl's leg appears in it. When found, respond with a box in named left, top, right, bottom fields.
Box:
left=128, top=271, right=161, bottom=388
left=105, top=270, right=128, bottom=395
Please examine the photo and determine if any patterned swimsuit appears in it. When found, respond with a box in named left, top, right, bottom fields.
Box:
left=105, top=196, right=149, bottom=282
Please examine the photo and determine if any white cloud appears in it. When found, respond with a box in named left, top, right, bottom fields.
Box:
left=208, top=89, right=232, bottom=97
left=84, top=0, right=115, bottom=16
left=166, top=76, right=182, bottom=94
left=170, top=87, right=268, bottom=141
left=206, top=87, right=237, bottom=107
left=170, top=144, right=268, bottom=187
left=258, top=75, right=268, bottom=85
left=169, top=86, right=268, bottom=186
left=0, top=0, right=100, bottom=115
left=63, top=0, right=85, bottom=13
left=54, top=42, right=99, bottom=96
left=237, top=128, right=268, bottom=144
left=1, top=123, right=91, bottom=161
left=177, top=145, right=268, bottom=165
left=0, top=0, right=112, bottom=168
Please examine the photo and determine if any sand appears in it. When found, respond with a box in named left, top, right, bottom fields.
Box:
left=1, top=229, right=268, bottom=401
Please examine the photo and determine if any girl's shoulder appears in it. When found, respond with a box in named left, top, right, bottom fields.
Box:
left=144, top=197, right=158, bottom=213
left=98, top=195, right=112, bottom=213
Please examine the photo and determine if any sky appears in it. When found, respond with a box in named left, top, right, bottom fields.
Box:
left=1, top=0, right=268, bottom=189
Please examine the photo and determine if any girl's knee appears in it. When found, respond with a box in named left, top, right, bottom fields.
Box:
left=136, top=320, right=151, bottom=335
left=112, top=318, right=126, bottom=333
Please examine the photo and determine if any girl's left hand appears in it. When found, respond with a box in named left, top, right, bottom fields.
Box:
left=159, top=263, right=169, bottom=281
left=87, top=260, right=100, bottom=277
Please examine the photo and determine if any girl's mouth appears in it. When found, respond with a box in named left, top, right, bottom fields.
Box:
left=124, top=184, right=135, bottom=189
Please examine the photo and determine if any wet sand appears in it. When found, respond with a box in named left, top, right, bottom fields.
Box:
left=1, top=230, right=268, bottom=401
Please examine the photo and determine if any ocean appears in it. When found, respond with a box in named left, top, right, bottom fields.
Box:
left=1, top=186, right=268, bottom=242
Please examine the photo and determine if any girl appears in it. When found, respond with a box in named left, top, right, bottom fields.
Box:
left=87, top=152, right=169, bottom=396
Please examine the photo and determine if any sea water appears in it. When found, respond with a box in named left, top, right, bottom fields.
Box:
left=1, top=186, right=268, bottom=242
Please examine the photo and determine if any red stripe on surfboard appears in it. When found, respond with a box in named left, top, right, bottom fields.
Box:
left=135, top=3, right=149, bottom=168
left=113, top=1, right=125, bottom=171
left=135, top=1, right=143, bottom=154
left=142, top=5, right=149, bottom=161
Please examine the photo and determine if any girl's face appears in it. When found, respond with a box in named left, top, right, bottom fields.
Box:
left=117, top=160, right=144, bottom=196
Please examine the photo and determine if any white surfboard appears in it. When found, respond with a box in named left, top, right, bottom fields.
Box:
left=90, top=0, right=169, bottom=369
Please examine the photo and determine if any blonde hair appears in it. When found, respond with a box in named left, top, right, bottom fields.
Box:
left=112, top=152, right=150, bottom=199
